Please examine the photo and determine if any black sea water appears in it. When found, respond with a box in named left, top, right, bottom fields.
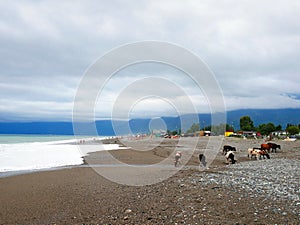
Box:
left=0, top=134, right=120, bottom=175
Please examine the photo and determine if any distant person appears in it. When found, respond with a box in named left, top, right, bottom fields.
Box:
left=199, top=153, right=207, bottom=167
left=174, top=151, right=182, bottom=167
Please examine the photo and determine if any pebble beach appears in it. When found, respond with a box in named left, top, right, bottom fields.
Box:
left=0, top=137, right=299, bottom=224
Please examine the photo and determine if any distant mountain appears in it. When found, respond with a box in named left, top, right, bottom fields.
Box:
left=227, top=108, right=300, bottom=130
left=0, top=108, right=299, bottom=135
left=0, top=122, right=74, bottom=135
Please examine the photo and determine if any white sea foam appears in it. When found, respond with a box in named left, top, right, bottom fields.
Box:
left=0, top=137, right=124, bottom=173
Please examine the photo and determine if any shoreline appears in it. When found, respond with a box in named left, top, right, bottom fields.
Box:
left=0, top=136, right=125, bottom=176
left=2, top=135, right=299, bottom=177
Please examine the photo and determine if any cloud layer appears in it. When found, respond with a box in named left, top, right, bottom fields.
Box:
left=0, top=0, right=299, bottom=121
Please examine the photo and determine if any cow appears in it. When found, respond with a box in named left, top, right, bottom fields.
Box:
left=261, top=143, right=271, bottom=152
left=248, top=148, right=270, bottom=160
left=267, top=142, right=281, bottom=153
left=223, top=145, right=237, bottom=155
left=225, top=151, right=237, bottom=164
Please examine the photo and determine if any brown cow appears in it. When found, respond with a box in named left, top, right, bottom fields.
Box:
left=261, top=143, right=271, bottom=152
left=267, top=142, right=281, bottom=153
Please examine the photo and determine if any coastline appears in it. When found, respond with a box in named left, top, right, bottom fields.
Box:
left=0, top=136, right=123, bottom=175
left=0, top=137, right=299, bottom=224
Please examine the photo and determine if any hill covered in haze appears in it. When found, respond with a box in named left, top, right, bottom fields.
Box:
left=0, top=108, right=299, bottom=135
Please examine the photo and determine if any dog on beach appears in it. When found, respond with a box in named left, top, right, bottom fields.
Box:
left=199, top=154, right=207, bottom=167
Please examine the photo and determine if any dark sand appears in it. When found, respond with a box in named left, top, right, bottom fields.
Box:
left=0, top=137, right=299, bottom=224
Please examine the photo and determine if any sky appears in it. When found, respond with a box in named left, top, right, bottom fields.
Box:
left=0, top=0, right=300, bottom=122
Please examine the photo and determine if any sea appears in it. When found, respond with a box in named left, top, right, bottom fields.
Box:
left=0, top=134, right=121, bottom=177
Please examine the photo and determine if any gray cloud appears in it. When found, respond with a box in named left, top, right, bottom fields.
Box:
left=0, top=0, right=299, bottom=121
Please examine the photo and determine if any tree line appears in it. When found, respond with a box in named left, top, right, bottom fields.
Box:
left=239, top=116, right=300, bottom=135
left=184, top=115, right=300, bottom=136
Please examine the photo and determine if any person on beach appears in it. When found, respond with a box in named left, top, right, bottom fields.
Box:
left=199, top=153, right=207, bottom=168
left=174, top=151, right=182, bottom=167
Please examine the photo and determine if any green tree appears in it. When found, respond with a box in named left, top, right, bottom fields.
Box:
left=286, top=125, right=300, bottom=135
left=186, top=123, right=200, bottom=133
left=172, top=130, right=178, bottom=135
left=203, top=125, right=211, bottom=131
left=275, top=125, right=282, bottom=131
left=257, top=123, right=276, bottom=135
left=240, top=116, right=254, bottom=131
left=226, top=124, right=234, bottom=132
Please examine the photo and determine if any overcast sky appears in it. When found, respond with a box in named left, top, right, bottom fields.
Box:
left=1, top=0, right=299, bottom=121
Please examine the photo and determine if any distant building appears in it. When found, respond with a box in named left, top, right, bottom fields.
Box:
left=224, top=131, right=234, bottom=137
left=272, top=131, right=287, bottom=136
left=197, top=130, right=211, bottom=136
left=152, top=129, right=167, bottom=137
left=238, top=131, right=261, bottom=138
left=183, top=133, right=195, bottom=137
left=183, top=130, right=211, bottom=137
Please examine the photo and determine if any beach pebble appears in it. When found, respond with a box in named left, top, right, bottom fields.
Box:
left=125, top=209, right=132, bottom=214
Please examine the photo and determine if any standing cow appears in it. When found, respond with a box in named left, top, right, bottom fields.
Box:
left=267, top=142, right=281, bottom=153
left=261, top=143, right=281, bottom=153
left=225, top=151, right=237, bottom=164
left=223, top=145, right=236, bottom=155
